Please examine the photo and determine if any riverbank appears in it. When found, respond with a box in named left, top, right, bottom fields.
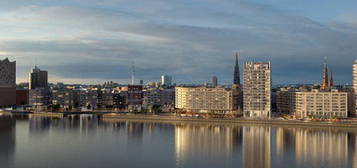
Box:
left=102, top=114, right=357, bottom=128
left=2, top=111, right=357, bottom=128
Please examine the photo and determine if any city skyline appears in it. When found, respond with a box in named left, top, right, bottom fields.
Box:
left=0, top=0, right=356, bottom=84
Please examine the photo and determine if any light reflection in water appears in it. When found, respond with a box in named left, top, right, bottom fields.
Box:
left=0, top=115, right=356, bottom=168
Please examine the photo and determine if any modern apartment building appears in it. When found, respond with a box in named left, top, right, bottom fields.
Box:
left=0, top=58, right=16, bottom=107
left=277, top=88, right=348, bottom=118
left=243, top=62, right=272, bottom=118
left=175, top=86, right=241, bottom=115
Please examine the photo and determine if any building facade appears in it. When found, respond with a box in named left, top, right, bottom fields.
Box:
left=353, top=60, right=357, bottom=115
left=175, top=86, right=241, bottom=115
left=29, top=66, right=48, bottom=90
left=243, top=62, right=272, bottom=118
left=51, top=89, right=80, bottom=109
left=29, top=88, right=51, bottom=111
left=143, top=88, right=175, bottom=112
left=0, top=58, right=16, bottom=107
left=277, top=88, right=348, bottom=118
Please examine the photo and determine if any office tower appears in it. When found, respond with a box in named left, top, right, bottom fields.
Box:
left=175, top=86, right=241, bottom=116
left=243, top=62, right=271, bottom=118
left=0, top=58, right=16, bottom=106
left=353, top=60, right=357, bottom=115
left=233, top=52, right=240, bottom=85
left=212, top=76, right=218, bottom=87
left=29, top=66, right=48, bottom=89
left=161, top=75, right=172, bottom=86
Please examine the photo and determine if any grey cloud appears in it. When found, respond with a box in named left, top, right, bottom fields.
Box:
left=0, top=0, right=356, bottom=84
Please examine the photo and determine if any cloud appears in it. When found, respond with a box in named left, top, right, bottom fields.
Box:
left=0, top=0, right=356, bottom=84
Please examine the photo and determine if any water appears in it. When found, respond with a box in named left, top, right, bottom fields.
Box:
left=0, top=115, right=356, bottom=168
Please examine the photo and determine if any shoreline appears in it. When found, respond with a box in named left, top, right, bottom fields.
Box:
left=102, top=114, right=357, bottom=128
left=2, top=111, right=357, bottom=128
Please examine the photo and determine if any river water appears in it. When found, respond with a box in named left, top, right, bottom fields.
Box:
left=0, top=115, right=356, bottom=168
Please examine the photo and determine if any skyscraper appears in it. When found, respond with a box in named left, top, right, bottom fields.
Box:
left=243, top=62, right=271, bottom=118
left=353, top=60, right=357, bottom=115
left=29, top=66, right=48, bottom=89
left=0, top=58, right=16, bottom=106
left=212, top=76, right=218, bottom=87
left=161, top=75, right=172, bottom=86
left=233, top=52, right=241, bottom=86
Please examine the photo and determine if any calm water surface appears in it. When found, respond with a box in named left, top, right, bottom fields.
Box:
left=0, top=115, right=357, bottom=168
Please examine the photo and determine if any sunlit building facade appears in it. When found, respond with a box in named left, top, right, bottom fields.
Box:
left=175, top=86, right=241, bottom=115
left=277, top=88, right=348, bottom=118
left=243, top=62, right=271, bottom=118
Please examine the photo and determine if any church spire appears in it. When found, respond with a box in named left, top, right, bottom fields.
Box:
left=328, top=70, right=333, bottom=89
left=321, top=62, right=329, bottom=90
left=233, top=52, right=240, bottom=85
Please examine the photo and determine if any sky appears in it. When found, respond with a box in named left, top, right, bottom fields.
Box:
left=0, top=0, right=356, bottom=85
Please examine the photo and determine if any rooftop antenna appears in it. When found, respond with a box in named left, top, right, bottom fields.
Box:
left=131, top=61, right=135, bottom=85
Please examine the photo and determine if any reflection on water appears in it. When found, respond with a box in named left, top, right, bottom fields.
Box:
left=243, top=127, right=271, bottom=168
left=175, top=124, right=242, bottom=167
left=0, top=116, right=15, bottom=166
left=0, top=115, right=357, bottom=168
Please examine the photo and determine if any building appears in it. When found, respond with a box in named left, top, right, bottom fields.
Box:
left=127, top=85, right=143, bottom=112
left=0, top=58, right=16, bottom=107
left=16, top=89, right=29, bottom=105
left=29, top=66, right=48, bottom=89
left=79, top=89, right=99, bottom=110
left=161, top=75, right=172, bottom=87
left=29, top=88, right=51, bottom=111
left=277, top=88, right=348, bottom=118
left=353, top=60, right=357, bottom=115
left=175, top=86, right=241, bottom=116
left=212, top=76, right=218, bottom=87
left=276, top=87, right=297, bottom=115
left=243, top=62, right=272, bottom=118
left=143, top=88, right=175, bottom=112
left=51, top=89, right=80, bottom=109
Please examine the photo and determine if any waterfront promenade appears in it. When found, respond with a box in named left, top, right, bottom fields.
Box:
left=2, top=110, right=357, bottom=128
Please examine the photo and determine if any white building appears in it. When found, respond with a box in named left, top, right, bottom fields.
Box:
left=243, top=62, right=272, bottom=118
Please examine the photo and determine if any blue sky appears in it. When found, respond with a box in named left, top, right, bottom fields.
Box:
left=0, top=0, right=356, bottom=84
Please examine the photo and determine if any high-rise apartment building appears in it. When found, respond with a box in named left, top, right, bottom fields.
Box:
left=243, top=62, right=272, bottom=118
left=29, top=66, right=48, bottom=89
left=0, top=58, right=16, bottom=106
left=353, top=60, right=357, bottom=115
